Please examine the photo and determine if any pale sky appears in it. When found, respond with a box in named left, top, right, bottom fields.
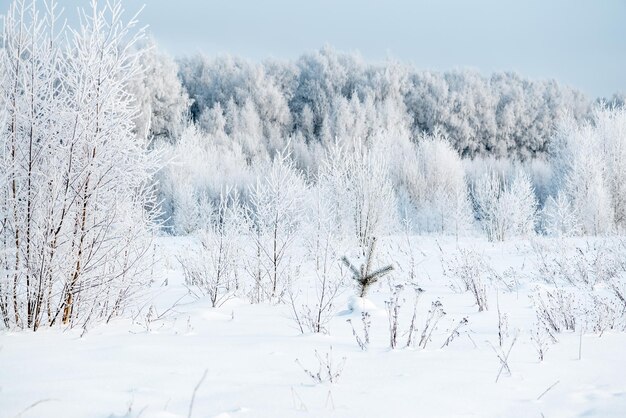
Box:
left=56, top=0, right=625, bottom=97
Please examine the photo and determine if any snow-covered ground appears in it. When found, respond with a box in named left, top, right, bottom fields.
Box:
left=2, top=236, right=626, bottom=418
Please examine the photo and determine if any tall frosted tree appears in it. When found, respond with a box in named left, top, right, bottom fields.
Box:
left=319, top=140, right=396, bottom=254
left=128, top=38, right=190, bottom=142
left=550, top=115, right=614, bottom=235
left=0, top=0, right=158, bottom=330
left=247, top=149, right=307, bottom=302
left=412, top=132, right=473, bottom=236
left=595, top=108, right=626, bottom=231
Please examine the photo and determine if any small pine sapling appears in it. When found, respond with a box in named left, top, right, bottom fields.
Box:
left=342, top=237, right=394, bottom=298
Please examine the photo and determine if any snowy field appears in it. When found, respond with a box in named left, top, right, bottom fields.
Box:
left=2, top=235, right=626, bottom=418
left=1, top=1, right=625, bottom=418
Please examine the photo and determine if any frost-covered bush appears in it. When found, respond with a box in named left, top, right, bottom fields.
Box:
left=472, top=170, right=537, bottom=241
left=288, top=268, right=343, bottom=334
left=532, top=285, right=626, bottom=338
left=296, top=347, right=347, bottom=384
left=179, top=190, right=247, bottom=307
left=531, top=240, right=626, bottom=339
left=532, top=240, right=624, bottom=289
left=532, top=288, right=578, bottom=337
left=170, top=184, right=213, bottom=236
left=443, top=249, right=492, bottom=311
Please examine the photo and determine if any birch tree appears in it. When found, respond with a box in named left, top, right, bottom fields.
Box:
left=0, top=0, right=158, bottom=330
left=247, top=149, right=307, bottom=302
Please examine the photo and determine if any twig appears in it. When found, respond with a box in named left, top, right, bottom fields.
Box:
left=325, top=389, right=335, bottom=410
left=496, top=335, right=517, bottom=383
left=489, top=334, right=518, bottom=383
left=536, top=380, right=560, bottom=401
left=441, top=317, right=469, bottom=348
left=291, top=387, right=308, bottom=411
left=578, top=326, right=583, bottom=360
left=188, top=369, right=208, bottom=418
left=466, top=333, right=478, bottom=348
left=136, top=405, right=150, bottom=418
left=13, top=399, right=59, bottom=418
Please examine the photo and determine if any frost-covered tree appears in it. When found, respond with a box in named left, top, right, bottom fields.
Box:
left=170, top=183, right=213, bottom=235
left=508, top=170, right=538, bottom=237
left=595, top=109, right=626, bottom=230
left=128, top=38, right=189, bottom=142
left=179, top=189, right=247, bottom=307
left=176, top=47, right=594, bottom=168
left=411, top=132, right=473, bottom=236
left=178, top=54, right=293, bottom=156
left=550, top=115, right=614, bottom=235
left=404, top=69, right=590, bottom=159
left=541, top=192, right=581, bottom=237
left=247, top=149, right=307, bottom=302
left=157, top=124, right=254, bottom=233
left=0, top=0, right=158, bottom=330
left=548, top=109, right=626, bottom=235
left=289, top=184, right=346, bottom=334
left=319, top=140, right=396, bottom=254
left=597, top=93, right=625, bottom=110
left=473, top=170, right=537, bottom=241
left=473, top=172, right=506, bottom=241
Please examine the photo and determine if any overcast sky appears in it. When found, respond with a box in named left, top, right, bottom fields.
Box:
left=56, top=0, right=625, bottom=97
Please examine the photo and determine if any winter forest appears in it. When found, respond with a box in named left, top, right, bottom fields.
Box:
left=2, top=1, right=626, bottom=417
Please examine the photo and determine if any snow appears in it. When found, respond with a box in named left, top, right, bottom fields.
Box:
left=1, top=236, right=626, bottom=418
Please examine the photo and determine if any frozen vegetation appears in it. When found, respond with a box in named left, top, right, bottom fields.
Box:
left=0, top=1, right=625, bottom=417
left=3, top=236, right=626, bottom=417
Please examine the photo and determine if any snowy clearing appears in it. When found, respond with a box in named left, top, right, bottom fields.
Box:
left=2, top=236, right=625, bottom=418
